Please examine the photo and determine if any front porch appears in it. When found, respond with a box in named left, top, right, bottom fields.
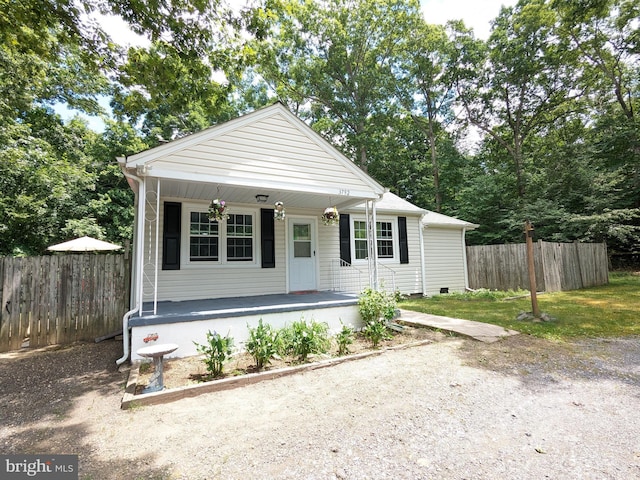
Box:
left=129, top=292, right=361, bottom=360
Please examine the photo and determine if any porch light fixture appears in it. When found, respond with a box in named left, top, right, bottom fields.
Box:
left=255, top=194, right=269, bottom=203
left=274, top=201, right=285, bottom=221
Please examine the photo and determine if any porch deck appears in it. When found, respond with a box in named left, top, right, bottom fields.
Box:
left=130, top=291, right=359, bottom=327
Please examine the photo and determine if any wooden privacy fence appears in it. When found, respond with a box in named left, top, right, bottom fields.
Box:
left=466, top=241, right=609, bottom=292
left=0, top=254, right=130, bottom=352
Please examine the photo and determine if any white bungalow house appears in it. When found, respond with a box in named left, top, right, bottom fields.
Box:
left=116, top=103, right=477, bottom=362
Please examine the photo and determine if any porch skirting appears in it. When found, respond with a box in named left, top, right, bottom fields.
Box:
left=129, top=292, right=361, bottom=360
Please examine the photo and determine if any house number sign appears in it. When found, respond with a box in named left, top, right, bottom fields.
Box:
left=338, top=189, right=350, bottom=196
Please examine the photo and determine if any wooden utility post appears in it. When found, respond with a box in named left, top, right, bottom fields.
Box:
left=524, top=220, right=541, bottom=318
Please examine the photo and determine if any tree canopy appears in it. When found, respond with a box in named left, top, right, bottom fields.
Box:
left=1, top=0, right=638, bottom=261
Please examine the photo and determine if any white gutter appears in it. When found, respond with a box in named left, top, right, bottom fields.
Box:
left=116, top=164, right=146, bottom=366
left=419, top=215, right=427, bottom=296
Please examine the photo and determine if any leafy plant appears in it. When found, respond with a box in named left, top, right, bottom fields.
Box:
left=245, top=319, right=280, bottom=370
left=358, top=287, right=397, bottom=324
left=280, top=317, right=330, bottom=363
left=362, top=318, right=392, bottom=347
left=336, top=321, right=354, bottom=356
left=194, top=330, right=234, bottom=378
left=358, top=287, right=397, bottom=347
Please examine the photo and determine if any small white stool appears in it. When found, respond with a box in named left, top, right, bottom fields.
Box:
left=136, top=343, right=179, bottom=393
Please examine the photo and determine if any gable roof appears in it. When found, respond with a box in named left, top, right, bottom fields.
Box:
left=120, top=103, right=385, bottom=202
left=349, top=192, right=478, bottom=229
left=422, top=210, right=479, bottom=229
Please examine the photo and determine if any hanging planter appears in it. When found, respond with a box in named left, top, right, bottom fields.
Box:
left=274, top=201, right=286, bottom=221
left=208, top=198, right=229, bottom=222
left=322, top=206, right=340, bottom=226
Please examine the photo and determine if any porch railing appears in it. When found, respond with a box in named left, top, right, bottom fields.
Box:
left=330, top=259, right=396, bottom=293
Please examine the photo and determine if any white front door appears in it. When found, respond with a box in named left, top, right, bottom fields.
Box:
left=288, top=217, right=317, bottom=292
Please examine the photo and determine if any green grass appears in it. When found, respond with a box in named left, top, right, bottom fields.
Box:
left=399, top=272, right=640, bottom=341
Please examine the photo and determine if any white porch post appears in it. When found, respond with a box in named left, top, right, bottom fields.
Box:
left=135, top=173, right=146, bottom=312
left=141, top=176, right=160, bottom=315
left=365, top=199, right=379, bottom=290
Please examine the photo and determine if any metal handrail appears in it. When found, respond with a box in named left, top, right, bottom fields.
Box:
left=331, top=258, right=397, bottom=293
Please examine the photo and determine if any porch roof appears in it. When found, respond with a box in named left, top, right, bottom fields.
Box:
left=130, top=292, right=359, bottom=327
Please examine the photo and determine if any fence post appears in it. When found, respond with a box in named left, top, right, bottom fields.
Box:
left=524, top=221, right=541, bottom=317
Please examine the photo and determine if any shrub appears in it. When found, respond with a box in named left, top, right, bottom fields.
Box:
left=336, top=321, right=354, bottom=356
left=358, top=287, right=397, bottom=324
left=280, top=317, right=330, bottom=363
left=358, top=287, right=397, bottom=347
left=194, top=330, right=234, bottom=378
left=245, top=319, right=279, bottom=370
left=362, top=318, right=392, bottom=347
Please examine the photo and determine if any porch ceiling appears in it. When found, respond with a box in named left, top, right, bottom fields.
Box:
left=156, top=177, right=378, bottom=210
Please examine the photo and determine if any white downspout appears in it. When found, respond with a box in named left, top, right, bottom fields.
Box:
left=116, top=166, right=146, bottom=366
left=462, top=227, right=470, bottom=290
left=419, top=215, right=427, bottom=297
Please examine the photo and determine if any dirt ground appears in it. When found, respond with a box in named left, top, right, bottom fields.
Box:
left=1, top=331, right=639, bottom=479
left=135, top=325, right=440, bottom=392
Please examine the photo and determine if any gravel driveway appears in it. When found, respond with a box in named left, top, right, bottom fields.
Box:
left=1, top=334, right=639, bottom=479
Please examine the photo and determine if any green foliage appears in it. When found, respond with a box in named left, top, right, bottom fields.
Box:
left=434, top=288, right=530, bottom=301
left=194, top=330, right=234, bottom=378
left=362, top=319, right=392, bottom=348
left=358, top=288, right=396, bottom=347
left=279, top=318, right=330, bottom=363
left=335, top=322, right=355, bottom=356
left=358, top=287, right=397, bottom=324
left=245, top=319, right=280, bottom=370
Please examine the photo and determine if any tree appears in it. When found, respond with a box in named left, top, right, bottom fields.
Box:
left=255, top=0, right=423, bottom=172
left=452, top=0, right=582, bottom=201
left=397, top=21, right=457, bottom=212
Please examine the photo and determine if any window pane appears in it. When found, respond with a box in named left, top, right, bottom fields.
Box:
left=294, top=241, right=311, bottom=258
left=190, top=237, right=218, bottom=261
left=190, top=210, right=219, bottom=261
left=354, top=221, right=367, bottom=239
left=227, top=238, right=253, bottom=261
left=377, top=222, right=393, bottom=258
left=228, top=214, right=253, bottom=261
left=377, top=240, right=393, bottom=258
left=355, top=239, right=367, bottom=260
left=293, top=224, right=310, bottom=240
left=377, top=222, right=392, bottom=239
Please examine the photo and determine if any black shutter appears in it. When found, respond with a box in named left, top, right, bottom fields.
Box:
left=398, top=216, right=409, bottom=264
left=339, top=213, right=351, bottom=265
left=261, top=208, right=275, bottom=268
left=162, top=202, right=181, bottom=270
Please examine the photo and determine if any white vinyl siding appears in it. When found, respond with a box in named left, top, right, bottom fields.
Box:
left=145, top=113, right=378, bottom=195
left=150, top=200, right=285, bottom=301
left=424, top=227, right=468, bottom=295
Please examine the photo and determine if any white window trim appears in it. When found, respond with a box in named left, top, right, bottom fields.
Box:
left=351, top=216, right=399, bottom=264
left=181, top=202, right=260, bottom=268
